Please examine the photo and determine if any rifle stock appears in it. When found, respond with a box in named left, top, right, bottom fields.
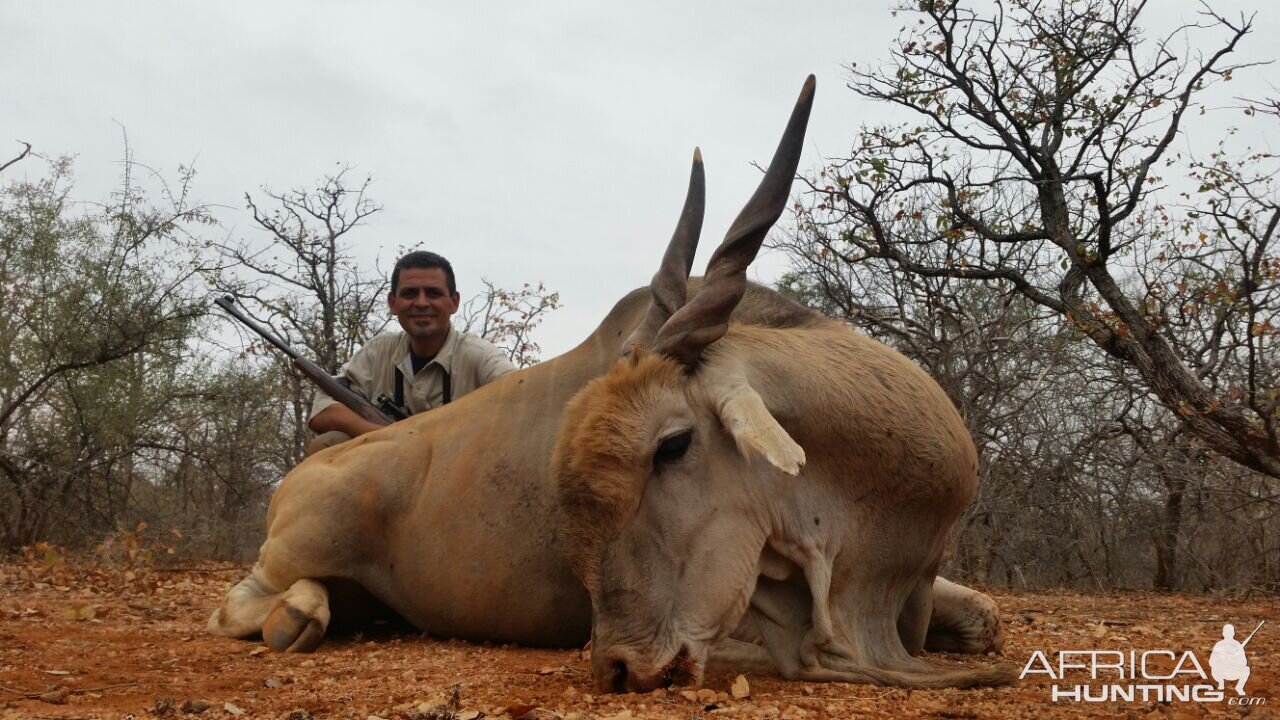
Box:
left=214, top=295, right=401, bottom=426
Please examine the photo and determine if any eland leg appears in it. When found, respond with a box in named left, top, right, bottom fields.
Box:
left=747, top=512, right=1013, bottom=688
left=208, top=565, right=333, bottom=653
left=207, top=563, right=287, bottom=639
left=207, top=453, right=388, bottom=652
left=923, top=577, right=1004, bottom=654
left=261, top=578, right=331, bottom=652
left=207, top=502, right=364, bottom=652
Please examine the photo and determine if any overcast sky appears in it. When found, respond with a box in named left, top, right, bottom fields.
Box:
left=4, top=1, right=1278, bottom=357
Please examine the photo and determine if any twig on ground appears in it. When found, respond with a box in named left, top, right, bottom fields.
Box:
left=0, top=680, right=141, bottom=700
left=154, top=565, right=245, bottom=573
left=775, top=688, right=900, bottom=702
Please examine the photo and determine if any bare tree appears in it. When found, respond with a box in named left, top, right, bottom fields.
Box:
left=214, top=166, right=388, bottom=373
left=210, top=167, right=389, bottom=463
left=458, top=280, right=562, bottom=368
left=795, top=0, right=1279, bottom=477
left=0, top=142, right=32, bottom=175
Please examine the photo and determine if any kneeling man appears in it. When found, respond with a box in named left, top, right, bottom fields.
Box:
left=308, top=251, right=515, bottom=454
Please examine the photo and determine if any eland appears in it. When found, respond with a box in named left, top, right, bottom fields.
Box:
left=209, top=75, right=1012, bottom=691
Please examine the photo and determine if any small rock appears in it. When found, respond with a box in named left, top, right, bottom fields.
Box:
left=181, top=699, right=210, bottom=714
left=515, top=710, right=561, bottom=720
left=679, top=690, right=699, bottom=703
left=224, top=701, right=245, bottom=716
left=264, top=678, right=282, bottom=689
left=695, top=688, right=718, bottom=703
left=282, top=711, right=312, bottom=720
left=153, top=698, right=177, bottom=717
left=38, top=688, right=69, bottom=704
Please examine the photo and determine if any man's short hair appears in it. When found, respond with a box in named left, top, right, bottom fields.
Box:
left=391, top=251, right=456, bottom=295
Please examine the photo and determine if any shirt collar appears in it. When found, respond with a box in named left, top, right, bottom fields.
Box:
left=399, top=325, right=459, bottom=378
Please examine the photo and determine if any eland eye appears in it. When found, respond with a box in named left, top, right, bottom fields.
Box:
left=654, top=430, right=693, bottom=465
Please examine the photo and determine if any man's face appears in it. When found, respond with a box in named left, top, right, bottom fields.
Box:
left=388, top=267, right=460, bottom=343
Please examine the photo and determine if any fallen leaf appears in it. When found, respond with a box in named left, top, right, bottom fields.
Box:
left=42, top=669, right=71, bottom=675
left=731, top=674, right=751, bottom=699
left=223, top=701, right=245, bottom=716
left=153, top=698, right=178, bottom=718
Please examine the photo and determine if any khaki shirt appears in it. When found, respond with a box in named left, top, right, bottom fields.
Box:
left=310, top=326, right=516, bottom=419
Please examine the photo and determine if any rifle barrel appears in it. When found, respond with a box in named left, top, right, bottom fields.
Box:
left=214, top=295, right=299, bottom=360
left=1242, top=620, right=1265, bottom=648
left=212, top=294, right=398, bottom=426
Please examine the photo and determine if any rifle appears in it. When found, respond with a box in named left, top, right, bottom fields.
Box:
left=1242, top=620, right=1265, bottom=648
left=214, top=295, right=409, bottom=426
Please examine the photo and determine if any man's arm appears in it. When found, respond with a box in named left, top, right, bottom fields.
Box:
left=308, top=403, right=384, bottom=438
left=307, top=338, right=387, bottom=438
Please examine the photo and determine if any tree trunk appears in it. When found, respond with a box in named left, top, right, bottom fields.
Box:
left=1153, top=466, right=1187, bottom=590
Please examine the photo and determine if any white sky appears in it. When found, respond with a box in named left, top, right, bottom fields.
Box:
left=4, top=1, right=1278, bottom=357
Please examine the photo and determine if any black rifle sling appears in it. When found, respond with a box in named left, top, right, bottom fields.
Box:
left=395, top=366, right=450, bottom=410
left=394, top=367, right=405, bottom=409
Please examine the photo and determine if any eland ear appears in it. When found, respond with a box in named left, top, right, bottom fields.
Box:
left=622, top=148, right=705, bottom=355
left=652, top=75, right=815, bottom=367
left=710, top=377, right=805, bottom=476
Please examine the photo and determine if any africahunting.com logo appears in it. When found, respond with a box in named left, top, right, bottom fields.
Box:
left=1021, top=621, right=1267, bottom=706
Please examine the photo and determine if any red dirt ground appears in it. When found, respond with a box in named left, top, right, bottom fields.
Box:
left=0, top=556, right=1276, bottom=720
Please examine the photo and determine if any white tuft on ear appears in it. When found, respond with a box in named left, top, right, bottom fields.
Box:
left=717, top=384, right=806, bottom=476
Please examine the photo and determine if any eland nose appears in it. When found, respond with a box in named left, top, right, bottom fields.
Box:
left=594, top=647, right=692, bottom=694
left=594, top=649, right=639, bottom=693
left=604, top=656, right=631, bottom=694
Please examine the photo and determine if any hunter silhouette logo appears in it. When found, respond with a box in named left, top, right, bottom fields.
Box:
left=1021, top=619, right=1268, bottom=706
left=1210, top=621, right=1263, bottom=696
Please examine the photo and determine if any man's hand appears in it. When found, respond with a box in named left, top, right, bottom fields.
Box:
left=309, top=404, right=386, bottom=438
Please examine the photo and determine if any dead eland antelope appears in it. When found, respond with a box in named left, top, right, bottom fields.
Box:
left=209, top=75, right=1013, bottom=692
